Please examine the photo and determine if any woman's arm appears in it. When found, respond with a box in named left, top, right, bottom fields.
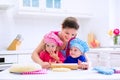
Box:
left=31, top=39, right=45, bottom=65
left=31, top=39, right=50, bottom=68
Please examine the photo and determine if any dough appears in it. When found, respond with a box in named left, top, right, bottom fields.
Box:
left=9, top=63, right=42, bottom=73
left=52, top=68, right=71, bottom=72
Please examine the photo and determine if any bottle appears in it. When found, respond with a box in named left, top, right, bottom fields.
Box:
left=7, top=34, right=23, bottom=50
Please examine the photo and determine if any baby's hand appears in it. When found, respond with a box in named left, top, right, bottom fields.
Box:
left=78, top=60, right=89, bottom=70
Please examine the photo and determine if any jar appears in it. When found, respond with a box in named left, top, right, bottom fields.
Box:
left=113, top=35, right=120, bottom=45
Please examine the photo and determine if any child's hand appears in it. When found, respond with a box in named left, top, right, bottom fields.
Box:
left=78, top=60, right=89, bottom=70
left=49, top=51, right=59, bottom=61
left=41, top=62, right=50, bottom=69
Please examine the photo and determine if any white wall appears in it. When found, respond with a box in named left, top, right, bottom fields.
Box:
left=0, top=0, right=119, bottom=50
left=114, top=0, right=120, bottom=27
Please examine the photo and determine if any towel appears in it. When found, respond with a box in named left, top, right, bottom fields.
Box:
left=93, top=66, right=114, bottom=75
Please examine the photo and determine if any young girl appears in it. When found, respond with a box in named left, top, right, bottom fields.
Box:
left=39, top=31, right=65, bottom=64
left=64, top=38, right=89, bottom=69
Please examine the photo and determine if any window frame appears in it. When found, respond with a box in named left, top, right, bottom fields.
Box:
left=18, top=0, right=62, bottom=12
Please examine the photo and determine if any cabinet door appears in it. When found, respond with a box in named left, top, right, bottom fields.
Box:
left=18, top=54, right=34, bottom=64
left=110, top=53, right=120, bottom=67
left=0, top=54, right=17, bottom=63
left=87, top=53, right=99, bottom=67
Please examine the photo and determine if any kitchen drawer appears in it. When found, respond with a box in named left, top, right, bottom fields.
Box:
left=18, top=54, right=34, bottom=63
left=110, top=54, right=120, bottom=67
left=87, top=53, right=99, bottom=67
left=0, top=54, right=18, bottom=63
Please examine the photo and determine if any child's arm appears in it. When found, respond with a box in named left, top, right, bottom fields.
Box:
left=39, top=51, right=51, bottom=69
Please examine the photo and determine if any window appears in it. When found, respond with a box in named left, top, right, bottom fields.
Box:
left=23, top=0, right=30, bottom=7
left=19, top=0, right=61, bottom=10
left=46, top=0, right=61, bottom=9
left=23, top=0, right=39, bottom=7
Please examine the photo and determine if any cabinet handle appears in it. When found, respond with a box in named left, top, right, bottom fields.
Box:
left=0, top=58, right=5, bottom=63
left=97, top=54, right=100, bottom=58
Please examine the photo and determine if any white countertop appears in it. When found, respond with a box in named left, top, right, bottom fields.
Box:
left=0, top=68, right=120, bottom=80
left=88, top=48, right=120, bottom=53
left=0, top=49, right=33, bottom=54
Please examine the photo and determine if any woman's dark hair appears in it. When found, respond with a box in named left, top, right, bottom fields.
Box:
left=62, top=17, right=79, bottom=30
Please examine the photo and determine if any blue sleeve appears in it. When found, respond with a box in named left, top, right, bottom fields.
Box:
left=79, top=55, right=87, bottom=62
left=64, top=57, right=69, bottom=63
left=64, top=56, right=71, bottom=63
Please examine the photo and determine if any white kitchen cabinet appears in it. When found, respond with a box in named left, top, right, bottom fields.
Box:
left=0, top=52, right=18, bottom=71
left=0, top=54, right=18, bottom=64
left=0, top=50, right=33, bottom=64
left=17, top=54, right=34, bottom=64
left=0, top=51, right=18, bottom=64
left=0, top=50, right=34, bottom=71
left=87, top=52, right=111, bottom=67
left=110, top=53, right=120, bottom=67
left=87, top=52, right=99, bottom=67
left=87, top=48, right=120, bottom=67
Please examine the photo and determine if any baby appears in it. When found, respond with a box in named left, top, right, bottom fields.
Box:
left=39, top=31, right=65, bottom=63
left=64, top=38, right=89, bottom=69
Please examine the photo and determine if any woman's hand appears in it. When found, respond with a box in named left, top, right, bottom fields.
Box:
left=78, top=60, right=89, bottom=70
left=41, top=62, right=50, bottom=69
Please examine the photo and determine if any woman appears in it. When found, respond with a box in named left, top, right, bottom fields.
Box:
left=31, top=17, right=89, bottom=69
